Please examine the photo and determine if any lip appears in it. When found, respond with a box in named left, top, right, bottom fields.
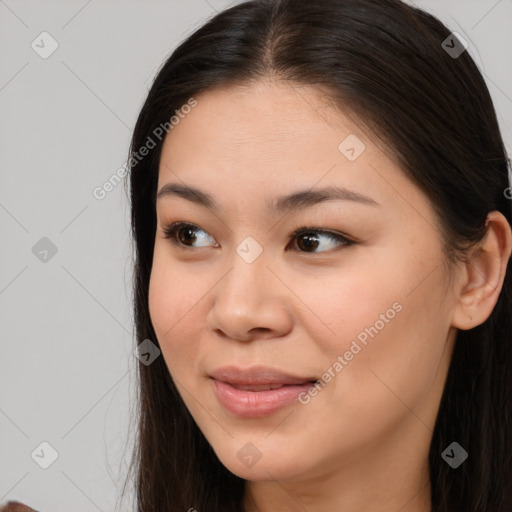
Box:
left=209, top=365, right=316, bottom=386
left=209, top=365, right=317, bottom=418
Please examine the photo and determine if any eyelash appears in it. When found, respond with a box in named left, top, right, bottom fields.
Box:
left=161, top=221, right=355, bottom=254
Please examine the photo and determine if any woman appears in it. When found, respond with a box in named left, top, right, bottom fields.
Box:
left=124, top=0, right=512, bottom=511
left=3, top=0, right=509, bottom=510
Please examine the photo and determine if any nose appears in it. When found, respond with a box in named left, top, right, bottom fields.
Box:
left=206, top=247, right=293, bottom=342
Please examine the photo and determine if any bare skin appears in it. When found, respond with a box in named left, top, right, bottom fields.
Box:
left=148, top=80, right=512, bottom=511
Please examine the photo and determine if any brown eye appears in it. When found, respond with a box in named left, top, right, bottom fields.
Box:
left=295, top=233, right=321, bottom=252
left=289, top=228, right=354, bottom=253
left=162, top=222, right=217, bottom=248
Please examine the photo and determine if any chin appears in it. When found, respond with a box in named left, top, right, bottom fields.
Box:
left=224, top=460, right=293, bottom=482
left=214, top=444, right=309, bottom=482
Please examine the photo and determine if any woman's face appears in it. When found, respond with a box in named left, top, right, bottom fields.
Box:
left=148, top=80, right=459, bottom=493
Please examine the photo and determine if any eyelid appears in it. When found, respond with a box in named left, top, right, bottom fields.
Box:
left=288, top=225, right=355, bottom=243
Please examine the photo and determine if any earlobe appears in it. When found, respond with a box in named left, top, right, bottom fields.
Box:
left=451, top=211, right=512, bottom=331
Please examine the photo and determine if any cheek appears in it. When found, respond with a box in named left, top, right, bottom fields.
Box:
left=147, top=253, right=206, bottom=373
left=295, top=267, right=403, bottom=353
left=291, top=270, right=449, bottom=457
left=300, top=251, right=448, bottom=395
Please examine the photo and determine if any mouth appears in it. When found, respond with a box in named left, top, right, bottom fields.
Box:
left=209, top=365, right=317, bottom=417
left=209, top=364, right=317, bottom=386
left=228, top=382, right=309, bottom=391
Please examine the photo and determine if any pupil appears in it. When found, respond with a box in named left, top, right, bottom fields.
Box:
left=179, top=227, right=196, bottom=245
left=298, top=234, right=319, bottom=251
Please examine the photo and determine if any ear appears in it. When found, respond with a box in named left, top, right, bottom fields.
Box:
left=451, top=211, right=512, bottom=330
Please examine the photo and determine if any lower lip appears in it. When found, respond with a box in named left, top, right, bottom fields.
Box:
left=212, top=379, right=313, bottom=418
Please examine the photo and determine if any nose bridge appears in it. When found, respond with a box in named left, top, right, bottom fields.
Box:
left=207, top=235, right=292, bottom=340
left=221, top=235, right=268, bottom=301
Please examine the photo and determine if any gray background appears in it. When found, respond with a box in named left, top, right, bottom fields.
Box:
left=1, top=1, right=511, bottom=511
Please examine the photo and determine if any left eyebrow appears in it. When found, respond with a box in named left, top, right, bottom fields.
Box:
left=271, top=185, right=380, bottom=214
left=156, top=183, right=380, bottom=213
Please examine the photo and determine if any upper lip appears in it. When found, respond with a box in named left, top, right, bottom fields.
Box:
left=209, top=365, right=316, bottom=386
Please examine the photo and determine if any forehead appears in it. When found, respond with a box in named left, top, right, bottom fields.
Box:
left=156, top=80, right=431, bottom=223
left=159, top=81, right=377, bottom=178
left=164, top=81, right=355, bottom=146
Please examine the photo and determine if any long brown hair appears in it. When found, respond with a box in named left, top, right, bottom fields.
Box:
left=123, top=0, right=512, bottom=510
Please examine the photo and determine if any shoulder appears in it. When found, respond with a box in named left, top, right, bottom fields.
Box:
left=0, top=502, right=40, bottom=512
